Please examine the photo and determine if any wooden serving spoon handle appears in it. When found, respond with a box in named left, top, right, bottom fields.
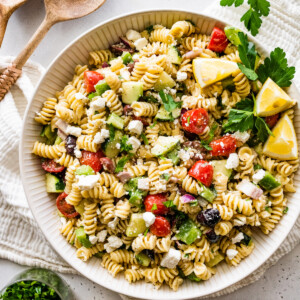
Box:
left=0, top=17, right=54, bottom=100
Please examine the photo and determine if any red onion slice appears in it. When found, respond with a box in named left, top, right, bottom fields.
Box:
left=237, top=180, right=263, bottom=199
left=180, top=194, right=196, bottom=203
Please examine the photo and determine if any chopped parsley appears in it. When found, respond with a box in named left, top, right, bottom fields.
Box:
left=283, top=207, right=289, bottom=214
left=187, top=116, right=191, bottom=125
left=115, top=154, right=133, bottom=173
left=108, top=123, right=115, bottom=140
left=254, top=164, right=263, bottom=171
left=144, top=228, right=149, bottom=236
left=146, top=25, right=154, bottom=34
left=120, top=135, right=133, bottom=153
left=151, top=203, right=158, bottom=211
left=141, top=133, right=149, bottom=145
left=200, top=123, right=218, bottom=150
left=163, top=200, right=176, bottom=208
left=150, top=121, right=157, bottom=128
left=160, top=173, right=171, bottom=181
left=159, top=90, right=182, bottom=116
left=265, top=206, right=271, bottom=213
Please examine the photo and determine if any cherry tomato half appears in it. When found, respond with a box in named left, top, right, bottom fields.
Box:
left=144, top=194, right=169, bottom=215
left=84, top=71, right=104, bottom=94
left=80, top=150, right=105, bottom=173
left=207, top=27, right=229, bottom=53
left=181, top=108, right=209, bottom=135
left=188, top=160, right=214, bottom=187
left=265, top=114, right=279, bottom=129
left=150, top=216, right=171, bottom=237
left=56, top=192, right=79, bottom=218
left=210, top=136, right=237, bottom=157
left=41, top=159, right=65, bottom=173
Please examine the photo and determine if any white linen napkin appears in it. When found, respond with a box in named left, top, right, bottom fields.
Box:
left=0, top=0, right=299, bottom=299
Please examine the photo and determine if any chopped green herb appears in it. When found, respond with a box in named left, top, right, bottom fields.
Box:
left=200, top=123, right=218, bottom=150
left=187, top=116, right=191, bottom=125
left=254, top=164, right=263, bottom=170
left=108, top=124, right=115, bottom=140
left=265, top=206, right=271, bottom=213
left=144, top=228, right=149, bottom=236
left=163, top=200, right=176, bottom=208
left=150, top=121, right=157, bottom=128
left=141, top=133, right=149, bottom=145
left=55, top=179, right=65, bottom=191
left=235, top=97, right=254, bottom=112
left=159, top=90, right=182, bottom=113
left=120, top=135, right=133, bottom=153
left=283, top=207, right=289, bottom=214
left=151, top=203, right=158, bottom=211
left=115, top=154, right=133, bottom=173
left=255, top=116, right=274, bottom=143
left=88, top=92, right=97, bottom=100
left=146, top=25, right=154, bottom=34
left=160, top=173, right=171, bottom=181
left=184, top=253, right=190, bottom=258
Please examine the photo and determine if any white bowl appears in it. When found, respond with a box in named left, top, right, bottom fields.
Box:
left=20, top=9, right=300, bottom=300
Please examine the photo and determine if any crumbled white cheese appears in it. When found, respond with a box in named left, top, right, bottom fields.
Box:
left=128, top=136, right=141, bottom=152
left=97, top=230, right=107, bottom=243
left=226, top=153, right=239, bottom=169
left=126, top=29, right=142, bottom=42
left=143, top=212, right=156, bottom=227
left=176, top=71, right=188, bottom=82
left=107, top=217, right=119, bottom=230
left=93, top=129, right=110, bottom=144
left=74, top=92, right=86, bottom=100
left=178, top=149, right=190, bottom=162
left=74, top=147, right=82, bottom=159
left=252, top=169, right=266, bottom=184
left=134, top=38, right=148, bottom=51
left=66, top=125, right=82, bottom=137
left=231, top=131, right=250, bottom=143
left=232, top=232, right=245, bottom=244
left=116, top=143, right=121, bottom=149
left=226, top=249, right=239, bottom=260
left=233, top=216, right=246, bottom=227
left=89, top=235, right=98, bottom=245
left=137, top=158, right=143, bottom=165
left=76, top=174, right=99, bottom=191
left=104, top=235, right=123, bottom=253
left=138, top=178, right=150, bottom=190
left=120, top=68, right=131, bottom=81
left=132, top=53, right=140, bottom=60
left=90, top=97, right=106, bottom=111
left=128, top=120, right=143, bottom=135
left=160, top=248, right=181, bottom=269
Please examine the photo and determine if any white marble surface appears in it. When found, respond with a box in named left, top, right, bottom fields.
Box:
left=0, top=0, right=299, bottom=299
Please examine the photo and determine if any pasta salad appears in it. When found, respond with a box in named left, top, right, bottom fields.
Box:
left=32, top=20, right=298, bottom=291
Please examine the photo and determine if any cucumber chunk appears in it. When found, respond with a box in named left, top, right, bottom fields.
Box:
left=153, top=71, right=176, bottom=91
left=75, top=201, right=85, bottom=215
left=167, top=148, right=180, bottom=165
left=176, top=219, right=202, bottom=245
left=75, top=227, right=92, bottom=248
left=151, top=136, right=179, bottom=156
left=187, top=272, right=201, bottom=282
left=121, top=52, right=133, bottom=64
left=156, top=106, right=173, bottom=121
left=206, top=252, right=225, bottom=267
left=224, top=26, right=242, bottom=46
left=45, top=173, right=65, bottom=193
left=211, top=160, right=232, bottom=179
left=167, top=46, right=182, bottom=65
left=54, top=136, right=62, bottom=145
left=41, top=125, right=57, bottom=145
left=122, top=81, right=143, bottom=104
left=103, top=130, right=122, bottom=158
left=258, top=171, right=281, bottom=190
left=126, top=213, right=147, bottom=237
left=75, top=165, right=95, bottom=176
left=95, top=80, right=110, bottom=95
left=200, top=185, right=216, bottom=203
left=135, top=251, right=151, bottom=267
left=107, top=113, right=124, bottom=129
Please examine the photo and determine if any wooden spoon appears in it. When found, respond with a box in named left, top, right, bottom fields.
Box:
left=0, top=0, right=106, bottom=100
left=0, top=0, right=27, bottom=47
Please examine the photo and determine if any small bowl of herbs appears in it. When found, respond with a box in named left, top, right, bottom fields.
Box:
left=0, top=268, right=73, bottom=300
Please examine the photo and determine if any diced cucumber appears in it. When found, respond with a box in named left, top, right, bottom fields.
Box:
left=75, top=227, right=92, bottom=248
left=122, top=81, right=143, bottom=104
left=103, top=130, right=122, bottom=158
left=121, top=52, right=133, bottom=64
left=221, top=77, right=235, bottom=92
left=75, top=201, right=85, bottom=215
left=135, top=251, right=151, bottom=267
left=153, top=71, right=176, bottom=91
left=124, top=177, right=139, bottom=191
left=54, top=136, right=62, bottom=145
left=124, top=177, right=147, bottom=207
left=151, top=136, right=179, bottom=156
left=41, top=125, right=57, bottom=145
left=45, top=173, right=65, bottom=193
left=126, top=213, right=147, bottom=237
left=224, top=26, right=242, bottom=46
left=258, top=171, right=281, bottom=190
left=95, top=80, right=110, bottom=95
left=167, top=148, right=180, bottom=165
left=211, top=160, right=232, bottom=179
left=200, top=185, right=216, bottom=203
left=187, top=272, right=201, bottom=282
left=176, top=219, right=202, bottom=245
left=167, top=46, right=182, bottom=65
left=156, top=106, right=173, bottom=121
left=107, top=113, right=124, bottom=129
left=75, top=165, right=95, bottom=176
left=206, top=252, right=225, bottom=267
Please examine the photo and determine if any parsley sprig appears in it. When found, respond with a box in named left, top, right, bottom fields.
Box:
left=115, top=154, right=133, bottom=173
left=120, top=135, right=133, bottom=153
left=159, top=90, right=182, bottom=120
left=200, top=123, right=218, bottom=150
left=223, top=97, right=272, bottom=143
left=220, top=0, right=270, bottom=36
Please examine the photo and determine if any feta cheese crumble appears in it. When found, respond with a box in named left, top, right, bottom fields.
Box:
left=104, top=235, right=123, bottom=253
left=126, top=29, right=142, bottom=42
left=94, top=129, right=110, bottom=144
left=160, top=248, right=181, bottom=269
left=134, top=38, right=148, bottom=51
left=176, top=71, right=188, bottom=81
left=97, top=230, right=107, bottom=242
left=226, top=153, right=239, bottom=169
left=143, top=212, right=156, bottom=227
left=66, top=126, right=82, bottom=137
left=252, top=169, right=266, bottom=184
left=76, top=174, right=99, bottom=191
left=90, top=97, right=106, bottom=111
left=120, top=68, right=131, bottom=81
left=128, top=120, right=143, bottom=135
left=231, top=232, right=244, bottom=244
left=74, top=147, right=82, bottom=159
left=128, top=136, right=141, bottom=152
left=178, top=149, right=190, bottom=162
left=107, top=217, right=119, bottom=230
left=226, top=249, right=238, bottom=260
left=138, top=178, right=150, bottom=190
left=89, top=235, right=98, bottom=245
left=231, top=131, right=250, bottom=143
left=74, top=92, right=86, bottom=100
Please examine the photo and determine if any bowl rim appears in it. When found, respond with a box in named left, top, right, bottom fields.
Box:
left=19, top=8, right=300, bottom=300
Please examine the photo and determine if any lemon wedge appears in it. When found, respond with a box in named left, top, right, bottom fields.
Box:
left=256, top=78, right=295, bottom=117
left=263, top=114, right=298, bottom=160
left=193, top=58, right=239, bottom=88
